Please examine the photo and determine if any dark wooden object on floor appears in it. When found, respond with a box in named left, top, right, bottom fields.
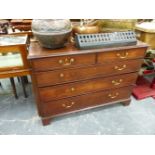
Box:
left=28, top=41, right=148, bottom=126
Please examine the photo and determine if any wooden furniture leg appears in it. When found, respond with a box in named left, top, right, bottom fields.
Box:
left=0, top=82, right=2, bottom=88
left=18, top=76, right=28, bottom=84
left=21, top=76, right=28, bottom=98
left=122, top=99, right=131, bottom=106
left=17, top=77, right=20, bottom=83
left=10, top=77, right=18, bottom=99
left=23, top=76, right=29, bottom=84
left=42, top=118, right=51, bottom=126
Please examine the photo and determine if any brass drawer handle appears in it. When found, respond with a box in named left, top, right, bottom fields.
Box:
left=112, top=79, right=123, bottom=85
left=108, top=92, right=119, bottom=99
left=58, top=58, right=75, bottom=66
left=59, top=73, right=64, bottom=78
left=62, top=101, right=75, bottom=109
left=114, top=64, right=126, bottom=71
left=116, top=52, right=129, bottom=59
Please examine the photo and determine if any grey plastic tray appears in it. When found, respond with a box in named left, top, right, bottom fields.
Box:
left=75, top=31, right=137, bottom=49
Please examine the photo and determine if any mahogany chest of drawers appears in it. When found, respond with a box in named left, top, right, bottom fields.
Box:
left=28, top=42, right=148, bottom=125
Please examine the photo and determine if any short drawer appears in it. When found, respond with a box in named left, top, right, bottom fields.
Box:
left=36, top=59, right=143, bottom=87
left=40, top=86, right=133, bottom=117
left=97, top=48, right=146, bottom=63
left=31, top=53, right=96, bottom=71
left=39, top=72, right=138, bottom=102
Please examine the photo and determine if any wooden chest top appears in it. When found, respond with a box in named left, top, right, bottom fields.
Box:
left=28, top=41, right=148, bottom=59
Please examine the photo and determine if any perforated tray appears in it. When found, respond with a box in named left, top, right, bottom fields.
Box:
left=75, top=31, right=137, bottom=49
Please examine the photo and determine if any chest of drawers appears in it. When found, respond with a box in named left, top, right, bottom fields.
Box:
left=28, top=42, right=148, bottom=125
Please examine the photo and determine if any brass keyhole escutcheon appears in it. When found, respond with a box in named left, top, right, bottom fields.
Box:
left=59, top=59, right=63, bottom=64
left=60, top=73, right=64, bottom=78
left=70, top=58, right=75, bottom=62
left=71, top=87, right=75, bottom=92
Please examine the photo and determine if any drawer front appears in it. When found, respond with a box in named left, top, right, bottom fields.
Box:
left=32, top=53, right=95, bottom=71
left=40, top=86, right=133, bottom=117
left=36, top=59, right=143, bottom=87
left=39, top=72, right=138, bottom=102
left=98, top=48, right=146, bottom=63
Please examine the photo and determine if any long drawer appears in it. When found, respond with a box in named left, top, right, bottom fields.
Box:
left=35, top=59, right=143, bottom=87
left=31, top=53, right=96, bottom=71
left=40, top=86, right=133, bottom=117
left=39, top=72, right=138, bottom=102
left=97, top=48, right=146, bottom=63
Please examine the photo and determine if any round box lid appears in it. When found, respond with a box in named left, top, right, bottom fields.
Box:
left=136, top=22, right=155, bottom=33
